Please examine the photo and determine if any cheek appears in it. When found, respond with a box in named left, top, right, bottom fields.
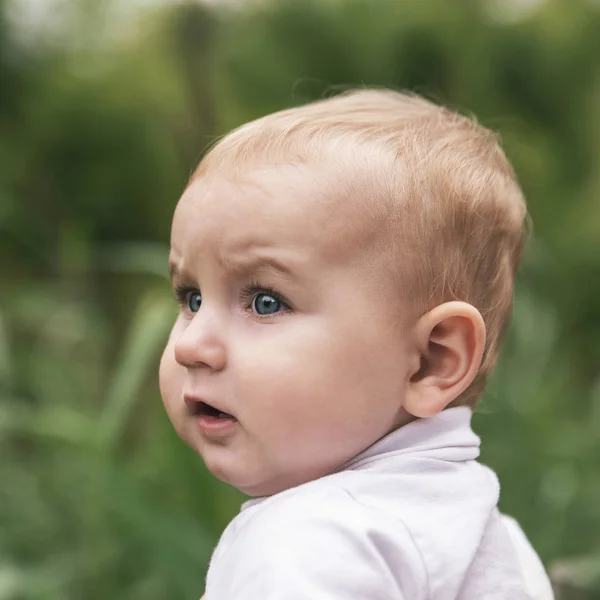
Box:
left=274, top=326, right=401, bottom=429
left=230, top=322, right=328, bottom=396
left=230, top=320, right=384, bottom=421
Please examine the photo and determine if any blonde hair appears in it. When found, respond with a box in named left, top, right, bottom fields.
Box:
left=190, top=89, right=529, bottom=407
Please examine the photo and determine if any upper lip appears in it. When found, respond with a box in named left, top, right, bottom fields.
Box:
left=183, top=393, right=234, bottom=417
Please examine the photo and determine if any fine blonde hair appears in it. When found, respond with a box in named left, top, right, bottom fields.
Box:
left=190, top=89, right=529, bottom=407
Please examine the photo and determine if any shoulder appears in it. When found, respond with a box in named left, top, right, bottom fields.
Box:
left=249, top=482, right=376, bottom=531
left=242, top=481, right=419, bottom=547
left=206, top=482, right=428, bottom=600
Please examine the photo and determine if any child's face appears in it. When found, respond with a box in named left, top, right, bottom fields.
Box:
left=160, top=164, right=414, bottom=497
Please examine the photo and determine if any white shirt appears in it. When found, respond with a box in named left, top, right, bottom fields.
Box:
left=205, top=407, right=553, bottom=600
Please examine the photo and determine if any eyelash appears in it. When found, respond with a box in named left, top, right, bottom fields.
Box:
left=172, top=281, right=291, bottom=316
left=173, top=283, right=196, bottom=306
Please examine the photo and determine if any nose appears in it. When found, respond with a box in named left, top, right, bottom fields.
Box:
left=173, top=309, right=227, bottom=371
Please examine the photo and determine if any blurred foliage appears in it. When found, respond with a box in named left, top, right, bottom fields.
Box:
left=1, top=0, right=599, bottom=598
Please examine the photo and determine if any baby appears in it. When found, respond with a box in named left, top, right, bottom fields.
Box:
left=159, top=89, right=554, bottom=599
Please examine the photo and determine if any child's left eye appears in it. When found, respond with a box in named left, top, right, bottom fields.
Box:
left=252, top=293, right=283, bottom=315
left=241, top=282, right=291, bottom=317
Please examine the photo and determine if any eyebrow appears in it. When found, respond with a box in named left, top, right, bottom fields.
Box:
left=221, top=254, right=296, bottom=277
left=168, top=262, right=181, bottom=282
left=168, top=254, right=297, bottom=283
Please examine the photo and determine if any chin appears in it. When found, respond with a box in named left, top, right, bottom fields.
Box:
left=235, top=479, right=287, bottom=498
left=199, top=450, right=256, bottom=493
left=199, top=447, right=324, bottom=498
left=210, top=470, right=267, bottom=497
left=204, top=459, right=281, bottom=497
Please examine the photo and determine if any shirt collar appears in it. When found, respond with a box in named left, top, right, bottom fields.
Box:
left=335, top=406, right=480, bottom=473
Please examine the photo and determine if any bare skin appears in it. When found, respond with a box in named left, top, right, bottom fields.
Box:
left=160, top=163, right=485, bottom=500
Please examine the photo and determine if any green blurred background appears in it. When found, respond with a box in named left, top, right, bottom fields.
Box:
left=1, top=0, right=599, bottom=598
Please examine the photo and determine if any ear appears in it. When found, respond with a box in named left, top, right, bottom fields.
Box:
left=403, top=301, right=486, bottom=418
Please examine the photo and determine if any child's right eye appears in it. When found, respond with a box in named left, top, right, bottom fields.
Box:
left=187, top=292, right=202, bottom=313
left=174, top=285, right=202, bottom=313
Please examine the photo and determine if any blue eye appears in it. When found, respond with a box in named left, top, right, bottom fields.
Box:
left=252, top=293, right=281, bottom=315
left=188, top=292, right=202, bottom=313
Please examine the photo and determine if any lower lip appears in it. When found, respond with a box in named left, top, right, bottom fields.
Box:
left=196, top=414, right=238, bottom=435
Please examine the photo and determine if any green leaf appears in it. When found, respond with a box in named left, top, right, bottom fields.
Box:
left=97, top=291, right=174, bottom=453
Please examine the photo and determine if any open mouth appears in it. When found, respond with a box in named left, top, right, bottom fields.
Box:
left=187, top=399, right=235, bottom=420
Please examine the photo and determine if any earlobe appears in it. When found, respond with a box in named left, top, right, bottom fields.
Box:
left=403, top=302, right=486, bottom=418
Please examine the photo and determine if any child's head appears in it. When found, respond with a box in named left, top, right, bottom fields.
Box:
left=159, top=89, right=528, bottom=497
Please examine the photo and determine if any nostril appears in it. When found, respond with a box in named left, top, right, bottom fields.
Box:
left=174, top=334, right=227, bottom=371
left=173, top=343, right=192, bottom=368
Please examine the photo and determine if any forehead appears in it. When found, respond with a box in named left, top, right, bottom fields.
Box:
left=170, top=163, right=387, bottom=267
